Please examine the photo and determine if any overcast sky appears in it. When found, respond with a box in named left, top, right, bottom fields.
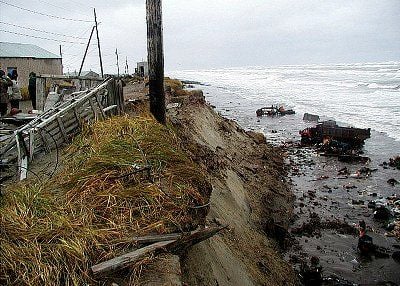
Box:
left=0, top=0, right=399, bottom=74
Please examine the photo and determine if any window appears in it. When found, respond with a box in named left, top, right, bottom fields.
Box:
left=7, top=67, right=17, bottom=77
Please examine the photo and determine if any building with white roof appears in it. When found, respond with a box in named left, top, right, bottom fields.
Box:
left=0, top=42, right=62, bottom=87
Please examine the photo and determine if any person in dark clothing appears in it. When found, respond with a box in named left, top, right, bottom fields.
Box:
left=358, top=220, right=390, bottom=258
left=28, top=72, right=37, bottom=109
left=358, top=220, right=374, bottom=255
left=0, top=70, right=13, bottom=116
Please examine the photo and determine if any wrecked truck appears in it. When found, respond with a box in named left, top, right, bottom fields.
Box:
left=300, top=120, right=371, bottom=147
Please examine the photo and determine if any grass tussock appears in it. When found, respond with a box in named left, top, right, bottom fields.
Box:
left=164, top=77, right=183, bottom=92
left=0, top=115, right=211, bottom=285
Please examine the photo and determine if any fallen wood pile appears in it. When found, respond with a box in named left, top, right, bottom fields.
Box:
left=0, top=77, right=124, bottom=180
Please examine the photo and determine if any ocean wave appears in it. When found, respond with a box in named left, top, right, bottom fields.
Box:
left=367, top=83, right=400, bottom=89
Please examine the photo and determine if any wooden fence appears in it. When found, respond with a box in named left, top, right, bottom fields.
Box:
left=0, top=77, right=124, bottom=181
left=36, top=74, right=105, bottom=111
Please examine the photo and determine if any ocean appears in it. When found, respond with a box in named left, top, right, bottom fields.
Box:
left=170, top=62, right=400, bottom=143
left=170, top=62, right=400, bottom=283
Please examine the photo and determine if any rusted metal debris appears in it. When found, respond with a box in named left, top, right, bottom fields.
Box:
left=300, top=120, right=371, bottom=147
left=256, top=105, right=295, bottom=117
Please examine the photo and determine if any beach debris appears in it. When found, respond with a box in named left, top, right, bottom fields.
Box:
left=352, top=199, right=364, bottom=205
left=358, top=220, right=390, bottom=258
left=393, top=251, right=400, bottom=263
left=300, top=256, right=322, bottom=285
left=350, top=167, right=378, bottom=178
left=91, top=226, right=226, bottom=276
left=303, top=113, right=320, bottom=122
left=256, top=105, right=295, bottom=117
left=358, top=221, right=374, bottom=255
left=374, top=205, right=392, bottom=220
left=343, top=184, right=357, bottom=190
left=389, top=156, right=400, bottom=170
left=338, top=167, right=349, bottom=176
left=299, top=120, right=370, bottom=148
left=387, top=178, right=399, bottom=186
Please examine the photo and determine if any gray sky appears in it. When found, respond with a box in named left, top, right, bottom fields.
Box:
left=0, top=0, right=399, bottom=74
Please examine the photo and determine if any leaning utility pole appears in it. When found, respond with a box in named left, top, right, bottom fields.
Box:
left=146, top=0, right=166, bottom=124
left=94, top=8, right=104, bottom=78
left=78, top=26, right=95, bottom=76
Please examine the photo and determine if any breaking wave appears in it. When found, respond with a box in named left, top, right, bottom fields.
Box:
left=170, top=62, right=400, bottom=141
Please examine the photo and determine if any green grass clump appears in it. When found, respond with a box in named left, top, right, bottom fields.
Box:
left=0, top=115, right=210, bottom=285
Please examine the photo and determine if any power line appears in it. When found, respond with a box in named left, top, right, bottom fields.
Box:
left=33, top=0, right=90, bottom=17
left=0, top=29, right=86, bottom=44
left=0, top=0, right=93, bottom=23
left=62, top=25, right=94, bottom=52
left=0, top=21, right=86, bottom=39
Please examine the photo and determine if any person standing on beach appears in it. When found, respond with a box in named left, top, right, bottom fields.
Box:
left=0, top=70, right=13, bottom=116
left=28, top=72, right=37, bottom=110
left=9, top=70, right=22, bottom=110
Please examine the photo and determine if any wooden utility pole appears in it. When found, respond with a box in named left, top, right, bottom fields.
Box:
left=94, top=8, right=104, bottom=78
left=125, top=56, right=129, bottom=75
left=115, top=48, right=120, bottom=77
left=146, top=0, right=165, bottom=124
left=78, top=26, right=95, bottom=76
left=59, top=44, right=63, bottom=73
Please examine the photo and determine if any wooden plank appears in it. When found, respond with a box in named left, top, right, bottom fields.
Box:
left=56, top=116, right=68, bottom=141
left=91, top=240, right=175, bottom=276
left=38, top=130, right=50, bottom=153
left=91, top=226, right=226, bottom=276
left=15, top=134, right=22, bottom=180
left=20, top=156, right=28, bottom=180
left=167, top=226, right=226, bottom=255
left=64, top=122, right=80, bottom=135
left=29, top=130, right=35, bottom=161
left=88, top=97, right=98, bottom=120
left=103, top=105, right=117, bottom=113
left=133, top=233, right=183, bottom=244
left=94, top=95, right=106, bottom=119
left=73, top=107, right=81, bottom=128
left=35, top=79, right=111, bottom=129
left=36, top=77, right=46, bottom=111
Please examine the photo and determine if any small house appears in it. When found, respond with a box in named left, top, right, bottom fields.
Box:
left=136, top=61, right=149, bottom=77
left=0, top=42, right=63, bottom=88
left=64, top=71, right=100, bottom=78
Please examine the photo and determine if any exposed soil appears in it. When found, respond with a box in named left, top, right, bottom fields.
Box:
left=1, top=82, right=298, bottom=285
left=168, top=91, right=296, bottom=286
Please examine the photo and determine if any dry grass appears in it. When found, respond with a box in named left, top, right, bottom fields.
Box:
left=164, top=77, right=183, bottom=92
left=0, top=115, right=211, bottom=285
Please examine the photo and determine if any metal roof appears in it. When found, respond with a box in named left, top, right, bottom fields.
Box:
left=0, top=42, right=61, bottom=59
left=64, top=71, right=100, bottom=77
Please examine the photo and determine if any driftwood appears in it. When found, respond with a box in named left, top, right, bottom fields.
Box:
left=132, top=233, right=183, bottom=244
left=91, top=240, right=175, bottom=276
left=91, top=226, right=226, bottom=276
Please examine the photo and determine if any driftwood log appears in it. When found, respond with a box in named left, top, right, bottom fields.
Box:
left=91, top=226, right=226, bottom=276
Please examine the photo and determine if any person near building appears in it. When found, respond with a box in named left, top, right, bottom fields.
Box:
left=28, top=72, right=37, bottom=109
left=0, top=69, right=13, bottom=116
left=9, top=70, right=22, bottom=109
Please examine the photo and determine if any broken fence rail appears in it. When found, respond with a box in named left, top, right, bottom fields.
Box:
left=0, top=77, right=124, bottom=181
